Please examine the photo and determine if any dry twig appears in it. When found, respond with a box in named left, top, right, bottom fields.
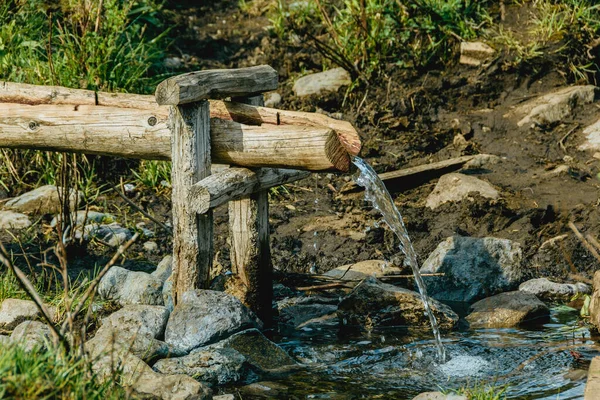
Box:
left=568, top=221, right=600, bottom=264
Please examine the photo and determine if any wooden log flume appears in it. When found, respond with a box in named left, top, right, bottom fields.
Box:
left=0, top=81, right=361, bottom=172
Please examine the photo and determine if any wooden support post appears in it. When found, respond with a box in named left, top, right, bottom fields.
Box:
left=171, top=101, right=213, bottom=304
left=228, top=94, right=273, bottom=325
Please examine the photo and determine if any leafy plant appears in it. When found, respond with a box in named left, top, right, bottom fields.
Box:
left=272, top=0, right=492, bottom=80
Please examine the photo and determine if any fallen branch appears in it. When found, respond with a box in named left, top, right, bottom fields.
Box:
left=296, top=282, right=351, bottom=291
left=568, top=221, right=600, bottom=264
left=341, top=155, right=477, bottom=193
left=0, top=242, right=68, bottom=350
left=60, top=232, right=139, bottom=336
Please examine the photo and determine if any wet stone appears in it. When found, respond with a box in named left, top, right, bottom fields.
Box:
left=519, top=278, right=590, bottom=301
left=165, top=290, right=262, bottom=354
left=337, top=278, right=459, bottom=331
left=466, top=291, right=550, bottom=328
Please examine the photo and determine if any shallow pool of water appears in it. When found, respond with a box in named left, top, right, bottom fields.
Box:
left=264, top=306, right=599, bottom=399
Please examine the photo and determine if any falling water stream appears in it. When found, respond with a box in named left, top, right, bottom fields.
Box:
left=352, top=156, right=447, bottom=363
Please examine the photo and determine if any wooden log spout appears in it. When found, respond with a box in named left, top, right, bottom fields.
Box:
left=0, top=82, right=361, bottom=172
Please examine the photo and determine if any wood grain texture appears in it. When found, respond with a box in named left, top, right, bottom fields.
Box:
left=171, top=101, right=213, bottom=303
left=155, top=65, right=278, bottom=105
left=189, top=167, right=309, bottom=214
left=209, top=100, right=361, bottom=156
left=0, top=81, right=360, bottom=156
left=0, top=103, right=351, bottom=171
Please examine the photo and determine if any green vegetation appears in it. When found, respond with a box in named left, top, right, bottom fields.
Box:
left=0, top=0, right=169, bottom=192
left=272, top=0, right=492, bottom=80
left=0, top=342, right=127, bottom=399
left=272, top=0, right=600, bottom=83
left=449, top=382, right=508, bottom=400
left=131, top=160, right=172, bottom=191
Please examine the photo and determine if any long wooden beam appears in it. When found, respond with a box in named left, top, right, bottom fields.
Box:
left=0, top=103, right=350, bottom=171
left=188, top=167, right=310, bottom=214
left=0, top=82, right=360, bottom=171
left=0, top=81, right=361, bottom=157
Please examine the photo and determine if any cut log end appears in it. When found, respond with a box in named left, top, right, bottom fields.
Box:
left=326, top=131, right=351, bottom=173
left=155, top=80, right=180, bottom=106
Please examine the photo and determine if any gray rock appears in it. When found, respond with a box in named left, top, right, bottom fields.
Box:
left=462, top=154, right=502, bottom=170
left=589, top=271, right=600, bottom=331
left=93, top=350, right=211, bottom=400
left=210, top=329, right=297, bottom=374
left=579, top=119, right=600, bottom=151
left=323, top=260, right=404, bottom=281
left=0, top=299, right=42, bottom=330
left=0, top=334, right=10, bottom=345
left=277, top=296, right=338, bottom=328
left=80, top=223, right=132, bottom=247
left=163, top=275, right=174, bottom=312
left=50, top=210, right=114, bottom=228
left=143, top=241, right=159, bottom=253
left=337, top=278, right=458, bottom=330
left=466, top=291, right=550, bottom=328
left=421, top=236, right=524, bottom=303
left=154, top=347, right=247, bottom=386
left=165, top=290, right=262, bottom=354
left=153, top=255, right=173, bottom=282
left=213, top=395, right=235, bottom=400
left=459, top=41, right=495, bottom=66
left=519, top=278, right=590, bottom=301
left=10, top=321, right=53, bottom=351
left=86, top=305, right=174, bottom=362
left=426, top=173, right=499, bottom=209
left=0, top=211, right=31, bottom=230
left=264, top=92, right=282, bottom=108
left=98, top=266, right=164, bottom=306
left=4, top=185, right=78, bottom=215
left=293, top=68, right=351, bottom=97
left=505, top=85, right=597, bottom=127
left=413, top=392, right=466, bottom=400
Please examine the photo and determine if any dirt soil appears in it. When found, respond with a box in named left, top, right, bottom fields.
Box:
left=156, top=0, right=600, bottom=286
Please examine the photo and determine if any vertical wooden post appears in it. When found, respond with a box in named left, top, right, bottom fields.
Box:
left=229, top=94, right=273, bottom=325
left=171, top=101, right=213, bottom=304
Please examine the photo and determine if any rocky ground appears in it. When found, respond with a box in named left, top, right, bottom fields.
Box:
left=2, top=0, right=600, bottom=399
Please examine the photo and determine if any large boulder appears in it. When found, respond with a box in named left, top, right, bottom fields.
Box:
left=0, top=299, right=43, bottom=330
left=98, top=266, right=164, bottom=306
left=155, top=329, right=296, bottom=386
left=505, top=85, right=597, bottom=127
left=165, top=290, right=262, bottom=354
left=426, top=173, right=499, bottom=210
left=420, top=236, right=524, bottom=303
left=92, top=350, right=211, bottom=400
left=323, top=260, right=404, bottom=281
left=519, top=278, right=590, bottom=301
left=589, top=271, right=600, bottom=331
left=10, top=321, right=54, bottom=351
left=4, top=185, right=78, bottom=215
left=293, top=68, right=351, bottom=97
left=86, top=305, right=175, bottom=362
left=337, top=278, right=458, bottom=330
left=0, top=211, right=31, bottom=230
left=466, top=291, right=550, bottom=328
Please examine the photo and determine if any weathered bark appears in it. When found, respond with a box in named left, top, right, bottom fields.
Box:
left=0, top=81, right=361, bottom=164
left=155, top=66, right=278, bottom=105
left=189, top=166, right=309, bottom=214
left=0, top=103, right=351, bottom=171
left=171, top=101, right=213, bottom=303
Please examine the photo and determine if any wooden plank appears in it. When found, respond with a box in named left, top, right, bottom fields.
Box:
left=171, top=101, right=213, bottom=303
left=189, top=167, right=309, bottom=214
left=155, top=66, right=278, bottom=105
left=341, top=155, right=477, bottom=193
left=0, top=103, right=351, bottom=171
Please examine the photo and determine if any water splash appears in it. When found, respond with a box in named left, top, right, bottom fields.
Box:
left=352, top=156, right=447, bottom=362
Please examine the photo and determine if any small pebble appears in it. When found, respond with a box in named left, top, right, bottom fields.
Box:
left=143, top=241, right=159, bottom=253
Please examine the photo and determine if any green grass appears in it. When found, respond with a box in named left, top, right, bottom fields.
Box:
left=0, top=0, right=170, bottom=192
left=0, top=342, right=128, bottom=399
left=271, top=0, right=492, bottom=80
